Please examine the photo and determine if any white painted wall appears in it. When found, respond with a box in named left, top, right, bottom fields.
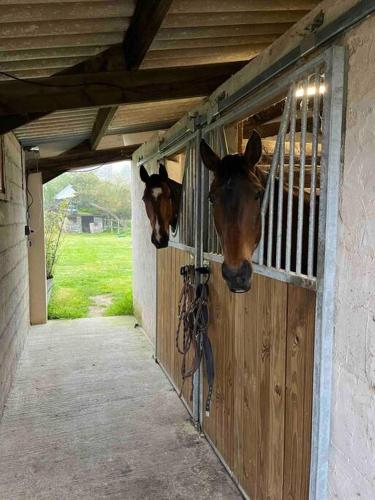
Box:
left=28, top=172, right=47, bottom=325
left=131, top=158, right=158, bottom=345
left=0, top=133, right=29, bottom=418
left=329, top=16, right=375, bottom=498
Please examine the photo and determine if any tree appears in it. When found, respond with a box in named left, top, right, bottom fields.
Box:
left=43, top=170, right=131, bottom=220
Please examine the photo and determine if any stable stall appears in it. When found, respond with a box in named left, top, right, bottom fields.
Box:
left=132, top=2, right=375, bottom=498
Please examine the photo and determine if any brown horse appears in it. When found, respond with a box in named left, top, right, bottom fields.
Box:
left=140, top=164, right=182, bottom=249
left=200, top=130, right=318, bottom=292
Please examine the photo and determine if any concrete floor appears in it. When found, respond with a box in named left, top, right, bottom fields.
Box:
left=0, top=316, right=241, bottom=500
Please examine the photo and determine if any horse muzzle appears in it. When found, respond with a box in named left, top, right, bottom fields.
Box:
left=222, top=260, right=252, bottom=293
left=151, top=234, right=169, bottom=249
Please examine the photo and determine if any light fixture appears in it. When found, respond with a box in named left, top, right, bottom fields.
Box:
left=295, top=84, right=326, bottom=98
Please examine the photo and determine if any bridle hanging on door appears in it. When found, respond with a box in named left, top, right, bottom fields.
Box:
left=176, top=265, right=214, bottom=416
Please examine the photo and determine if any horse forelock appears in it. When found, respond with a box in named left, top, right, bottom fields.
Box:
left=146, top=174, right=165, bottom=189
left=219, top=154, right=248, bottom=180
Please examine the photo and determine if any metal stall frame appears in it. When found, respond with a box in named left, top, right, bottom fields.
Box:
left=137, top=46, right=345, bottom=500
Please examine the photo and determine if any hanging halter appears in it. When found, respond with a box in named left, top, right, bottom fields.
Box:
left=176, top=265, right=214, bottom=416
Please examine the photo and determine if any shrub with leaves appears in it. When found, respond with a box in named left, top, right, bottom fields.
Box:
left=45, top=200, right=69, bottom=279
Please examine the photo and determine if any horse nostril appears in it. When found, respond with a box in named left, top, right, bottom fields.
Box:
left=222, top=260, right=252, bottom=292
left=151, top=236, right=161, bottom=249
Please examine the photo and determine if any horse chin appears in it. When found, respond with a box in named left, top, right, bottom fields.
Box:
left=228, top=283, right=251, bottom=294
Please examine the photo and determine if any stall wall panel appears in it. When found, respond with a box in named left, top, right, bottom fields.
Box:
left=328, top=16, right=375, bottom=499
left=203, top=261, right=315, bottom=500
left=0, top=133, right=29, bottom=418
left=131, top=160, right=157, bottom=344
left=156, top=246, right=193, bottom=410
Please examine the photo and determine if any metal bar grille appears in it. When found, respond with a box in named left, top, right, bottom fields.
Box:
left=170, top=140, right=195, bottom=248
left=171, top=65, right=324, bottom=288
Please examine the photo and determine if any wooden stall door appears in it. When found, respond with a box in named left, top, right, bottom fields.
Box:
left=156, top=247, right=194, bottom=411
left=203, top=262, right=315, bottom=500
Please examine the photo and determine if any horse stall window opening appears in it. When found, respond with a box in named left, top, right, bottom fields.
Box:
left=203, top=66, right=324, bottom=287
left=164, top=144, right=194, bottom=248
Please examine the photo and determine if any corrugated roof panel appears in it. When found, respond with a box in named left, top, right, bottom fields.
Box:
left=108, top=98, right=204, bottom=134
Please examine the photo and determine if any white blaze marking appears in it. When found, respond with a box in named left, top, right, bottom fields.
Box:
left=152, top=187, right=162, bottom=199
left=155, top=219, right=161, bottom=242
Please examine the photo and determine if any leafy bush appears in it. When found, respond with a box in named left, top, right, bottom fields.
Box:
left=45, top=201, right=69, bottom=279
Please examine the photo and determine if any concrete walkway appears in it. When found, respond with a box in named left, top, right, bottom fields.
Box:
left=0, top=317, right=241, bottom=500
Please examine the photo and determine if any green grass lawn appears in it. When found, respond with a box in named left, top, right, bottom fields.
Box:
left=48, top=232, right=133, bottom=319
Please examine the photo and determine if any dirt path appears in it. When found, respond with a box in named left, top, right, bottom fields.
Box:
left=87, top=294, right=113, bottom=317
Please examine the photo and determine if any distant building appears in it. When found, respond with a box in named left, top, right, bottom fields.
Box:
left=55, top=184, right=77, bottom=201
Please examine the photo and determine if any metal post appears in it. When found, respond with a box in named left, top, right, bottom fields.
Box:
left=193, top=119, right=204, bottom=427
left=309, top=46, right=345, bottom=500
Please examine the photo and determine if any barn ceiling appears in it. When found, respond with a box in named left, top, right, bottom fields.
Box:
left=0, top=0, right=319, bottom=178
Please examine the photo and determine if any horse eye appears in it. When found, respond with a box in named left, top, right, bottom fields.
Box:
left=208, top=193, right=215, bottom=204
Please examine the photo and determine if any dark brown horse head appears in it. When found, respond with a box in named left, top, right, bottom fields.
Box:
left=140, top=164, right=178, bottom=249
left=200, top=131, right=264, bottom=292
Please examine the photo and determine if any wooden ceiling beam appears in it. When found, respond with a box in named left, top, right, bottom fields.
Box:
left=90, top=106, right=118, bottom=150
left=27, top=144, right=138, bottom=176
left=0, top=61, right=245, bottom=135
left=123, top=0, right=173, bottom=70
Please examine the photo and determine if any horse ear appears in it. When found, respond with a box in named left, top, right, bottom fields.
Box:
left=139, top=165, right=150, bottom=184
left=159, top=164, right=168, bottom=181
left=200, top=139, right=220, bottom=172
left=244, top=130, right=262, bottom=170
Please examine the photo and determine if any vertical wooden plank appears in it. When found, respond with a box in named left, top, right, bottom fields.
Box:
left=223, top=277, right=235, bottom=470
left=283, top=284, right=315, bottom=500
left=269, top=279, right=288, bottom=500
left=233, top=291, right=245, bottom=483
left=156, top=250, right=163, bottom=362
left=241, top=274, right=259, bottom=499
left=173, top=249, right=182, bottom=391
left=256, top=276, right=287, bottom=499
left=203, top=261, right=221, bottom=446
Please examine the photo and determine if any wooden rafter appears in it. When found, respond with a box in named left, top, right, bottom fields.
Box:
left=90, top=107, right=118, bottom=150
left=90, top=0, right=173, bottom=149
left=27, top=143, right=138, bottom=183
left=0, top=61, right=245, bottom=135
left=123, top=0, right=173, bottom=70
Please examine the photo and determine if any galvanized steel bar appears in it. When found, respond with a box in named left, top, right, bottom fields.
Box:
left=182, top=142, right=190, bottom=245
left=285, top=86, right=297, bottom=273
left=220, top=126, right=229, bottom=156
left=267, top=155, right=276, bottom=267
left=308, top=70, right=321, bottom=277
left=193, top=124, right=203, bottom=426
left=207, top=131, right=214, bottom=253
left=309, top=46, right=345, bottom=500
left=276, top=129, right=286, bottom=269
left=259, top=86, right=292, bottom=266
left=296, top=77, right=309, bottom=275
left=189, top=143, right=195, bottom=247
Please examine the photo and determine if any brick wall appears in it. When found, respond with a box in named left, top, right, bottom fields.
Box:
left=0, top=133, right=29, bottom=417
